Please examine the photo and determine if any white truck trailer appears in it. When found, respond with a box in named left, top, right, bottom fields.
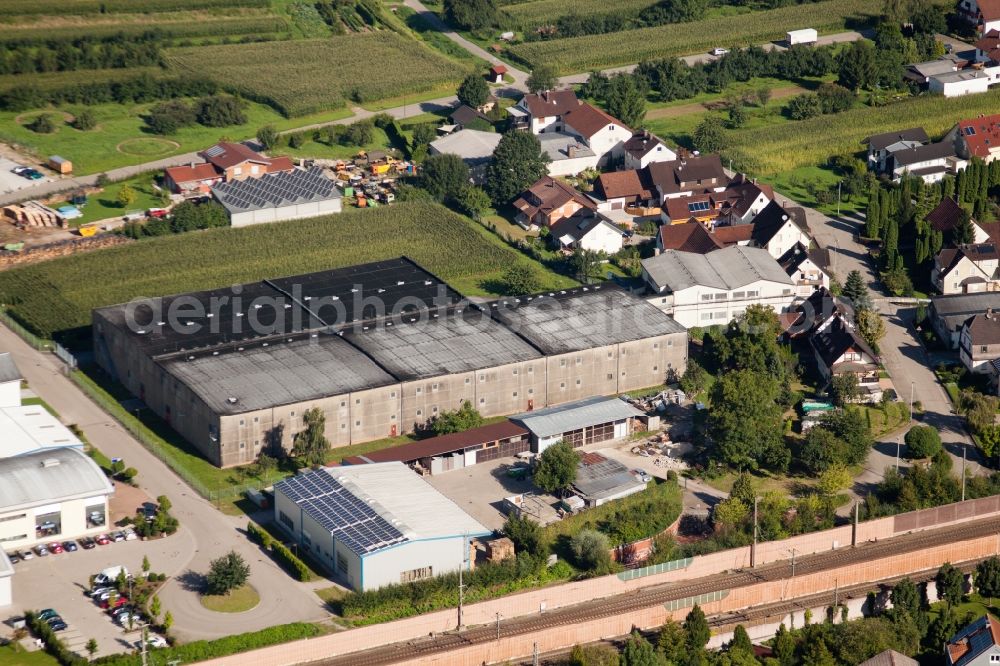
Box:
left=787, top=28, right=818, bottom=46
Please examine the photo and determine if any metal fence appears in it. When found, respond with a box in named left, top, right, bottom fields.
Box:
left=54, top=342, right=77, bottom=369
left=0, top=309, right=52, bottom=351
left=618, top=557, right=693, bottom=582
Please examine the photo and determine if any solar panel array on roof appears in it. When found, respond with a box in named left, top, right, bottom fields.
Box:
left=212, top=167, right=341, bottom=214
left=276, top=471, right=408, bottom=555
left=204, top=145, right=225, bottom=157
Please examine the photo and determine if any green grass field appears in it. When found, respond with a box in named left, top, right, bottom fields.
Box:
left=0, top=101, right=352, bottom=176
left=0, top=646, right=59, bottom=666
left=507, top=0, right=881, bottom=73
left=0, top=202, right=577, bottom=340
left=53, top=174, right=164, bottom=226
left=504, top=0, right=658, bottom=25
left=166, top=33, right=466, bottom=117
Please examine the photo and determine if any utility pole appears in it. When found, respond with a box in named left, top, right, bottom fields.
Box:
left=836, top=181, right=841, bottom=217
left=141, top=624, right=148, bottom=666
left=909, top=381, right=915, bottom=421
left=533, top=642, right=539, bottom=666
left=458, top=533, right=467, bottom=630
left=851, top=502, right=859, bottom=547
left=790, top=548, right=798, bottom=578
left=895, top=435, right=901, bottom=472
left=496, top=612, right=501, bottom=641
left=751, top=495, right=759, bottom=568
left=832, top=579, right=839, bottom=624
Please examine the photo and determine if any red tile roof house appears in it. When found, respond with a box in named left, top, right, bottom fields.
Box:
left=509, top=89, right=581, bottom=134
left=512, top=176, right=597, bottom=230
left=946, top=614, right=1000, bottom=666
left=950, top=112, right=1000, bottom=163
left=164, top=142, right=296, bottom=194
left=562, top=102, right=633, bottom=168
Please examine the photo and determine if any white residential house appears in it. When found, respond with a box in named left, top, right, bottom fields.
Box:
left=509, top=90, right=581, bottom=134
left=623, top=131, right=677, bottom=170
left=779, top=243, right=831, bottom=298
left=888, top=141, right=966, bottom=183
left=932, top=242, right=1000, bottom=294
left=562, top=103, right=633, bottom=168
left=640, top=246, right=797, bottom=328
left=549, top=215, right=624, bottom=255
left=538, top=133, right=599, bottom=176
left=748, top=202, right=813, bottom=259
left=928, top=68, right=1000, bottom=97
left=810, top=317, right=882, bottom=401
left=866, top=127, right=930, bottom=173
left=959, top=310, right=1000, bottom=374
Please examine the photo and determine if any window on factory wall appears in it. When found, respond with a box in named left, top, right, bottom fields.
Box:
left=586, top=422, right=615, bottom=444
left=563, top=428, right=584, bottom=447
left=35, top=510, right=61, bottom=538
left=0, top=513, right=26, bottom=523
left=337, top=552, right=349, bottom=574
left=279, top=511, right=293, bottom=530
left=400, top=566, right=433, bottom=583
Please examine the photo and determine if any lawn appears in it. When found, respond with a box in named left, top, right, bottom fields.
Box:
left=0, top=645, right=59, bottom=666
left=507, top=0, right=884, bottom=73
left=52, top=174, right=164, bottom=226
left=200, top=584, right=260, bottom=613
left=0, top=201, right=576, bottom=340
left=0, top=101, right=352, bottom=176
left=764, top=165, right=867, bottom=217
left=165, top=33, right=467, bottom=117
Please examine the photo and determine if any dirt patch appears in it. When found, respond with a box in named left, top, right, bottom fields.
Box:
left=108, top=480, right=152, bottom=525
left=644, top=84, right=807, bottom=121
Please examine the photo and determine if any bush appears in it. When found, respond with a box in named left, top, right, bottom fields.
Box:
left=146, top=100, right=197, bottom=134
left=905, top=425, right=942, bottom=459
left=73, top=109, right=97, bottom=131
left=26, top=611, right=86, bottom=665
left=270, top=539, right=312, bottom=582
left=91, top=623, right=320, bottom=666
left=569, top=529, right=612, bottom=573
left=27, top=113, right=56, bottom=134
left=195, top=94, right=247, bottom=127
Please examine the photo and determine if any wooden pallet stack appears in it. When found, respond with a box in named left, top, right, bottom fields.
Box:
left=2, top=201, right=67, bottom=229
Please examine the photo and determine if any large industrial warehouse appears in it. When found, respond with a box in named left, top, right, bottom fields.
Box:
left=93, top=257, right=687, bottom=467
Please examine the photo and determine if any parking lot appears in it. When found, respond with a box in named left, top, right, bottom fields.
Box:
left=425, top=457, right=561, bottom=531
left=0, top=157, right=50, bottom=195
left=4, top=537, right=176, bottom=659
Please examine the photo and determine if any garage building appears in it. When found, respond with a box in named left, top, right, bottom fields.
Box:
left=274, top=461, right=489, bottom=591
left=0, top=448, right=114, bottom=553
left=342, top=420, right=530, bottom=474
left=511, top=396, right=644, bottom=453
left=211, top=166, right=342, bottom=227
left=93, top=257, right=687, bottom=467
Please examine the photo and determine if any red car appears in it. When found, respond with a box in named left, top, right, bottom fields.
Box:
left=95, top=534, right=111, bottom=545
left=101, top=595, right=129, bottom=610
left=47, top=542, right=64, bottom=554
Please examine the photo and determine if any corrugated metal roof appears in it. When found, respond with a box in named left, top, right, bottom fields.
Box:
left=276, top=462, right=489, bottom=556
left=642, top=245, right=793, bottom=293
left=345, top=421, right=529, bottom=465
left=511, top=396, right=642, bottom=438
left=429, top=129, right=502, bottom=161
left=0, top=405, right=85, bottom=457
left=0, top=352, right=21, bottom=384
left=0, top=448, right=113, bottom=512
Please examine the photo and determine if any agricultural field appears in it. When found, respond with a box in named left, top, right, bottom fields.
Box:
left=0, top=202, right=577, bottom=340
left=507, top=0, right=880, bottom=73
left=0, top=16, right=291, bottom=45
left=166, top=33, right=466, bottom=117
left=503, top=0, right=659, bottom=25
left=0, top=101, right=351, bottom=175
left=0, top=0, right=268, bottom=17
left=724, top=87, right=1000, bottom=176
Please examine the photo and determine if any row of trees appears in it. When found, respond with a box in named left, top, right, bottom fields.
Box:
left=0, top=36, right=162, bottom=75
left=120, top=200, right=229, bottom=239
left=1, top=74, right=218, bottom=112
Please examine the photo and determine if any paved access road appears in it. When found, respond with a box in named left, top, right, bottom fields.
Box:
left=0, top=324, right=329, bottom=641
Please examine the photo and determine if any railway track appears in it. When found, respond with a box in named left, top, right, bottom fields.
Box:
left=316, top=516, right=1000, bottom=666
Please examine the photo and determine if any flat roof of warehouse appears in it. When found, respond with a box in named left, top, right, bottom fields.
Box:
left=344, top=420, right=529, bottom=465
left=94, top=257, right=463, bottom=358
left=159, top=333, right=397, bottom=414
left=488, top=285, right=685, bottom=355
left=345, top=308, right=542, bottom=381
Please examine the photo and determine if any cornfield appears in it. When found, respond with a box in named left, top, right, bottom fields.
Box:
left=3, top=0, right=269, bottom=16
left=0, top=17, right=290, bottom=45
left=0, top=203, right=573, bottom=340
left=508, top=0, right=882, bottom=73
left=726, top=88, right=1000, bottom=176
left=505, top=0, right=658, bottom=25
left=166, top=33, right=464, bottom=117
left=0, top=67, right=169, bottom=93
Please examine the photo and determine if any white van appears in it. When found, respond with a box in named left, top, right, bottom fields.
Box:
left=94, top=565, right=129, bottom=586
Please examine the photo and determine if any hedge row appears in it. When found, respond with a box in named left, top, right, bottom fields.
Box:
left=26, top=611, right=86, bottom=666
left=247, top=521, right=312, bottom=582
left=93, top=623, right=320, bottom=665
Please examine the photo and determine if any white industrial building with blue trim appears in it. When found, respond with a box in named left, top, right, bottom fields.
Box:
left=273, top=462, right=489, bottom=591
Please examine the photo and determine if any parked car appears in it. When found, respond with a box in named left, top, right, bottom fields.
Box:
left=79, top=536, right=96, bottom=550
left=33, top=544, right=49, bottom=557
left=48, top=620, right=68, bottom=632
left=10, top=166, right=27, bottom=175
left=44, top=615, right=65, bottom=627
left=92, top=590, right=118, bottom=603
left=7, top=552, right=20, bottom=564
left=19, top=549, right=34, bottom=560
left=137, top=635, right=168, bottom=649
left=23, top=169, right=43, bottom=180
left=47, top=542, right=64, bottom=554
left=61, top=540, right=78, bottom=552
left=123, top=528, right=137, bottom=541
left=110, top=605, right=134, bottom=617
left=116, top=612, right=139, bottom=627
left=111, top=531, right=126, bottom=542
left=37, top=521, right=57, bottom=532
left=37, top=609, right=60, bottom=621
left=710, top=47, right=729, bottom=56
left=631, top=469, right=652, bottom=483
left=101, top=596, right=129, bottom=610
left=95, top=534, right=111, bottom=545
left=90, top=587, right=113, bottom=599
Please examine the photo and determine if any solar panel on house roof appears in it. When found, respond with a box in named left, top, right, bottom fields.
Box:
left=688, top=201, right=711, bottom=213
left=204, top=145, right=225, bottom=157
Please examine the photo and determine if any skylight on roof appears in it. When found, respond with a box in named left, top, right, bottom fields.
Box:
left=688, top=201, right=711, bottom=213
